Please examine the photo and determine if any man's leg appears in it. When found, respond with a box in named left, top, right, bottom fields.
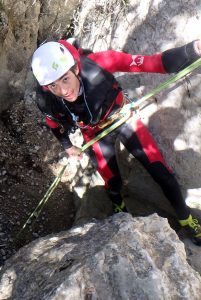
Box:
left=118, top=118, right=201, bottom=245
left=83, top=130, right=127, bottom=212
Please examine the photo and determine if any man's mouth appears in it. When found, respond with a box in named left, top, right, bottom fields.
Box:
left=63, top=91, right=78, bottom=102
left=64, top=90, right=74, bottom=98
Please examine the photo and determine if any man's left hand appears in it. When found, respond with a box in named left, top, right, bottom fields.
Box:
left=194, top=40, right=201, bottom=56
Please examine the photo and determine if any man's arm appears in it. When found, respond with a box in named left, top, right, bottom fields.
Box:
left=45, top=116, right=73, bottom=150
left=47, top=118, right=82, bottom=158
left=36, top=86, right=77, bottom=155
left=87, top=40, right=201, bottom=74
left=46, top=118, right=82, bottom=159
left=162, top=40, right=201, bottom=73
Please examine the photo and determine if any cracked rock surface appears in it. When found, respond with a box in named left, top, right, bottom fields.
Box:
left=0, top=213, right=201, bottom=300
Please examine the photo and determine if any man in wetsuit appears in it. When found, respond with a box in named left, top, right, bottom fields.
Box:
left=31, top=38, right=201, bottom=245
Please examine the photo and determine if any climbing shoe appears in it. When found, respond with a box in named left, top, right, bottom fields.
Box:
left=113, top=200, right=128, bottom=213
left=179, top=214, right=201, bottom=246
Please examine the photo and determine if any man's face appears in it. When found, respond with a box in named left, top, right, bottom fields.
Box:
left=47, top=66, right=80, bottom=102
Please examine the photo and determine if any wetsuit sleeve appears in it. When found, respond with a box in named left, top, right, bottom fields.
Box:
left=87, top=51, right=165, bottom=73
left=46, top=117, right=73, bottom=150
left=87, top=40, right=200, bottom=74
left=161, top=40, right=200, bottom=73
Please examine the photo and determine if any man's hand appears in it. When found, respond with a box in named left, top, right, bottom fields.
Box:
left=65, top=146, right=83, bottom=159
left=194, top=40, right=201, bottom=56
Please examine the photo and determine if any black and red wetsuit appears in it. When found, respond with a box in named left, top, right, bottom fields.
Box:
left=36, top=40, right=200, bottom=219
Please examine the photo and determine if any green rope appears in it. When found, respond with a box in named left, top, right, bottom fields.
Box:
left=126, top=57, right=201, bottom=111
left=16, top=57, right=201, bottom=239
left=82, top=57, right=201, bottom=151
left=15, top=164, right=67, bottom=239
left=15, top=113, right=131, bottom=241
left=81, top=112, right=131, bottom=151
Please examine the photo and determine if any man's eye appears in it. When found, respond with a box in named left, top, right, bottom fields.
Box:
left=50, top=84, right=56, bottom=89
left=63, top=77, right=68, bottom=82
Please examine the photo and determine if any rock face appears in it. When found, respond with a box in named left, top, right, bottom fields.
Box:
left=0, top=213, right=201, bottom=300
left=0, top=0, right=79, bottom=112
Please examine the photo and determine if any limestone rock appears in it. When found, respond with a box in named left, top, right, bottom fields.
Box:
left=38, top=0, right=79, bottom=42
left=0, top=0, right=79, bottom=112
left=0, top=213, right=201, bottom=300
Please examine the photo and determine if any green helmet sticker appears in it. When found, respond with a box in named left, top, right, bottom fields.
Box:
left=60, top=56, right=68, bottom=64
left=52, top=62, right=59, bottom=70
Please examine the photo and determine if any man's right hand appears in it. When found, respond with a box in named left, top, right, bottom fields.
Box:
left=65, top=146, right=83, bottom=159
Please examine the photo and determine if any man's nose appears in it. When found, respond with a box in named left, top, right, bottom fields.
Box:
left=60, top=84, right=69, bottom=96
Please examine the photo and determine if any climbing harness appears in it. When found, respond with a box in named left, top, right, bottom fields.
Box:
left=16, top=57, right=201, bottom=239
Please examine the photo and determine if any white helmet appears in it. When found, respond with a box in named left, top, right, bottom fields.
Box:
left=31, top=41, right=75, bottom=86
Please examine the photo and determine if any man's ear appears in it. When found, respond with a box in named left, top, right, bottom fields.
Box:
left=42, top=86, right=49, bottom=91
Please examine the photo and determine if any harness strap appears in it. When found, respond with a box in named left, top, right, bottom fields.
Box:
left=81, top=110, right=132, bottom=151
left=97, top=97, right=127, bottom=129
left=78, top=92, right=126, bottom=131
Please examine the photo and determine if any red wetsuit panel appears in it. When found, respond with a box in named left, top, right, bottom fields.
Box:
left=88, top=51, right=166, bottom=74
left=46, top=116, right=59, bottom=129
